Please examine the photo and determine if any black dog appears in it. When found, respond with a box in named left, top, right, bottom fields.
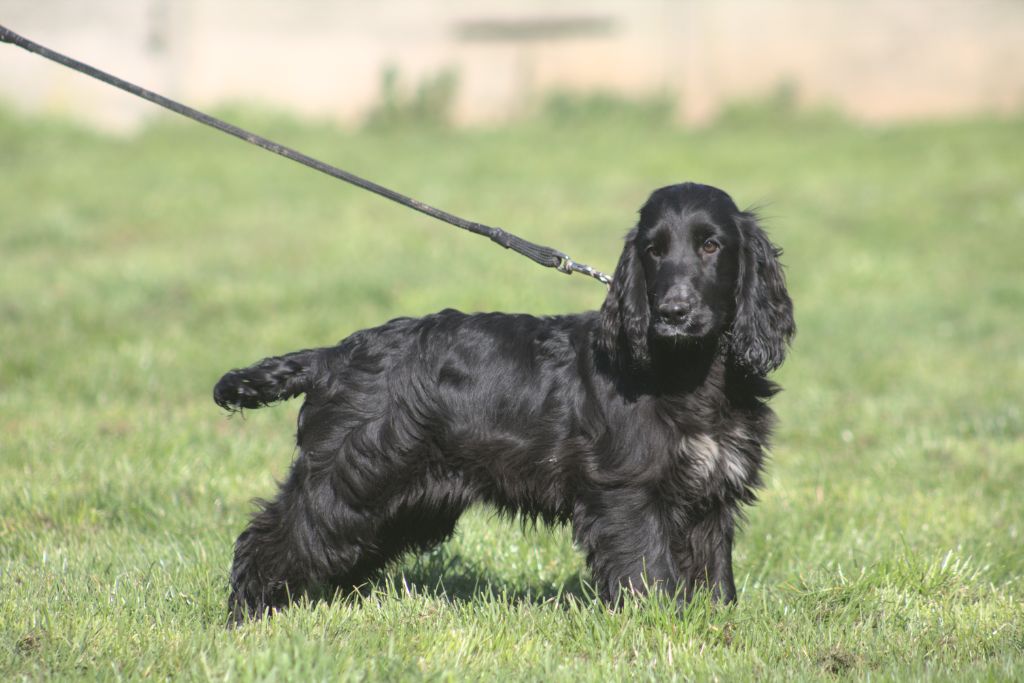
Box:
left=214, top=182, right=794, bottom=624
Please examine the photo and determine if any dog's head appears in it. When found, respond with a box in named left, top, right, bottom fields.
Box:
left=598, top=182, right=795, bottom=375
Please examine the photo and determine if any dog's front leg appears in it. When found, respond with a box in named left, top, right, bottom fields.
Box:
left=676, top=504, right=737, bottom=604
left=574, top=488, right=680, bottom=606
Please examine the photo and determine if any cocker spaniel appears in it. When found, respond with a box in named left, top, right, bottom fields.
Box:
left=214, top=182, right=795, bottom=623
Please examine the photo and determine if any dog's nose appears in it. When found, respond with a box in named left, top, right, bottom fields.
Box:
left=658, top=300, right=689, bottom=323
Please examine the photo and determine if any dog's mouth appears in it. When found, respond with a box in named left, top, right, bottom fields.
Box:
left=652, top=314, right=714, bottom=339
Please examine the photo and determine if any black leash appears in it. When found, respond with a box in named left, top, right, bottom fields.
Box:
left=0, top=25, right=611, bottom=286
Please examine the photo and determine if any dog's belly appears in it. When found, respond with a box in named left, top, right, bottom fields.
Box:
left=437, top=425, right=579, bottom=524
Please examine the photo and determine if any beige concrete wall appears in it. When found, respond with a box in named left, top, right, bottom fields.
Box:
left=1, top=0, right=1022, bottom=132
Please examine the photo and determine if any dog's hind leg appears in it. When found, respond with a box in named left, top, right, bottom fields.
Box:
left=226, top=451, right=381, bottom=625
left=226, top=446, right=467, bottom=625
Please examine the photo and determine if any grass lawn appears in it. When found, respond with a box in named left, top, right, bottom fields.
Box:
left=1, top=101, right=1022, bottom=680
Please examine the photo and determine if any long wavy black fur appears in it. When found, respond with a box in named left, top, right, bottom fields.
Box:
left=214, top=182, right=795, bottom=625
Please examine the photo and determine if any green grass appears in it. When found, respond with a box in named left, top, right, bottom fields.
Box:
left=1, top=102, right=1022, bottom=681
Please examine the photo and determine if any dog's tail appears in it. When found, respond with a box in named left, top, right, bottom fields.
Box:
left=213, top=349, right=319, bottom=411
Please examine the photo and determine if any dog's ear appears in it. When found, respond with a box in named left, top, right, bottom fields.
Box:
left=599, top=228, right=651, bottom=368
left=730, top=212, right=795, bottom=375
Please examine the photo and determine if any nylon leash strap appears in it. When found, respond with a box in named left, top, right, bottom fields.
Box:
left=0, top=24, right=611, bottom=286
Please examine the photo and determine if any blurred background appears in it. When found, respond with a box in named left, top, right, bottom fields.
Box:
left=2, top=0, right=1023, bottom=132
left=1, top=2, right=1022, bottom=678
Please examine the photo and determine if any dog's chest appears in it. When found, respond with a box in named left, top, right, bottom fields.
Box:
left=677, top=426, right=758, bottom=492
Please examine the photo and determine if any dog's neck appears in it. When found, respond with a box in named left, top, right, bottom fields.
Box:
left=600, top=331, right=732, bottom=402
left=647, top=335, right=725, bottom=396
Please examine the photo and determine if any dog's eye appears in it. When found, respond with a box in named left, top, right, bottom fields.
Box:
left=701, top=239, right=720, bottom=255
left=645, top=245, right=664, bottom=258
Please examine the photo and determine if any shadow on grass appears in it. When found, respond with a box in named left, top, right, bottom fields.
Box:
left=220, top=559, right=591, bottom=628
left=293, top=551, right=593, bottom=614
left=377, top=552, right=592, bottom=607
